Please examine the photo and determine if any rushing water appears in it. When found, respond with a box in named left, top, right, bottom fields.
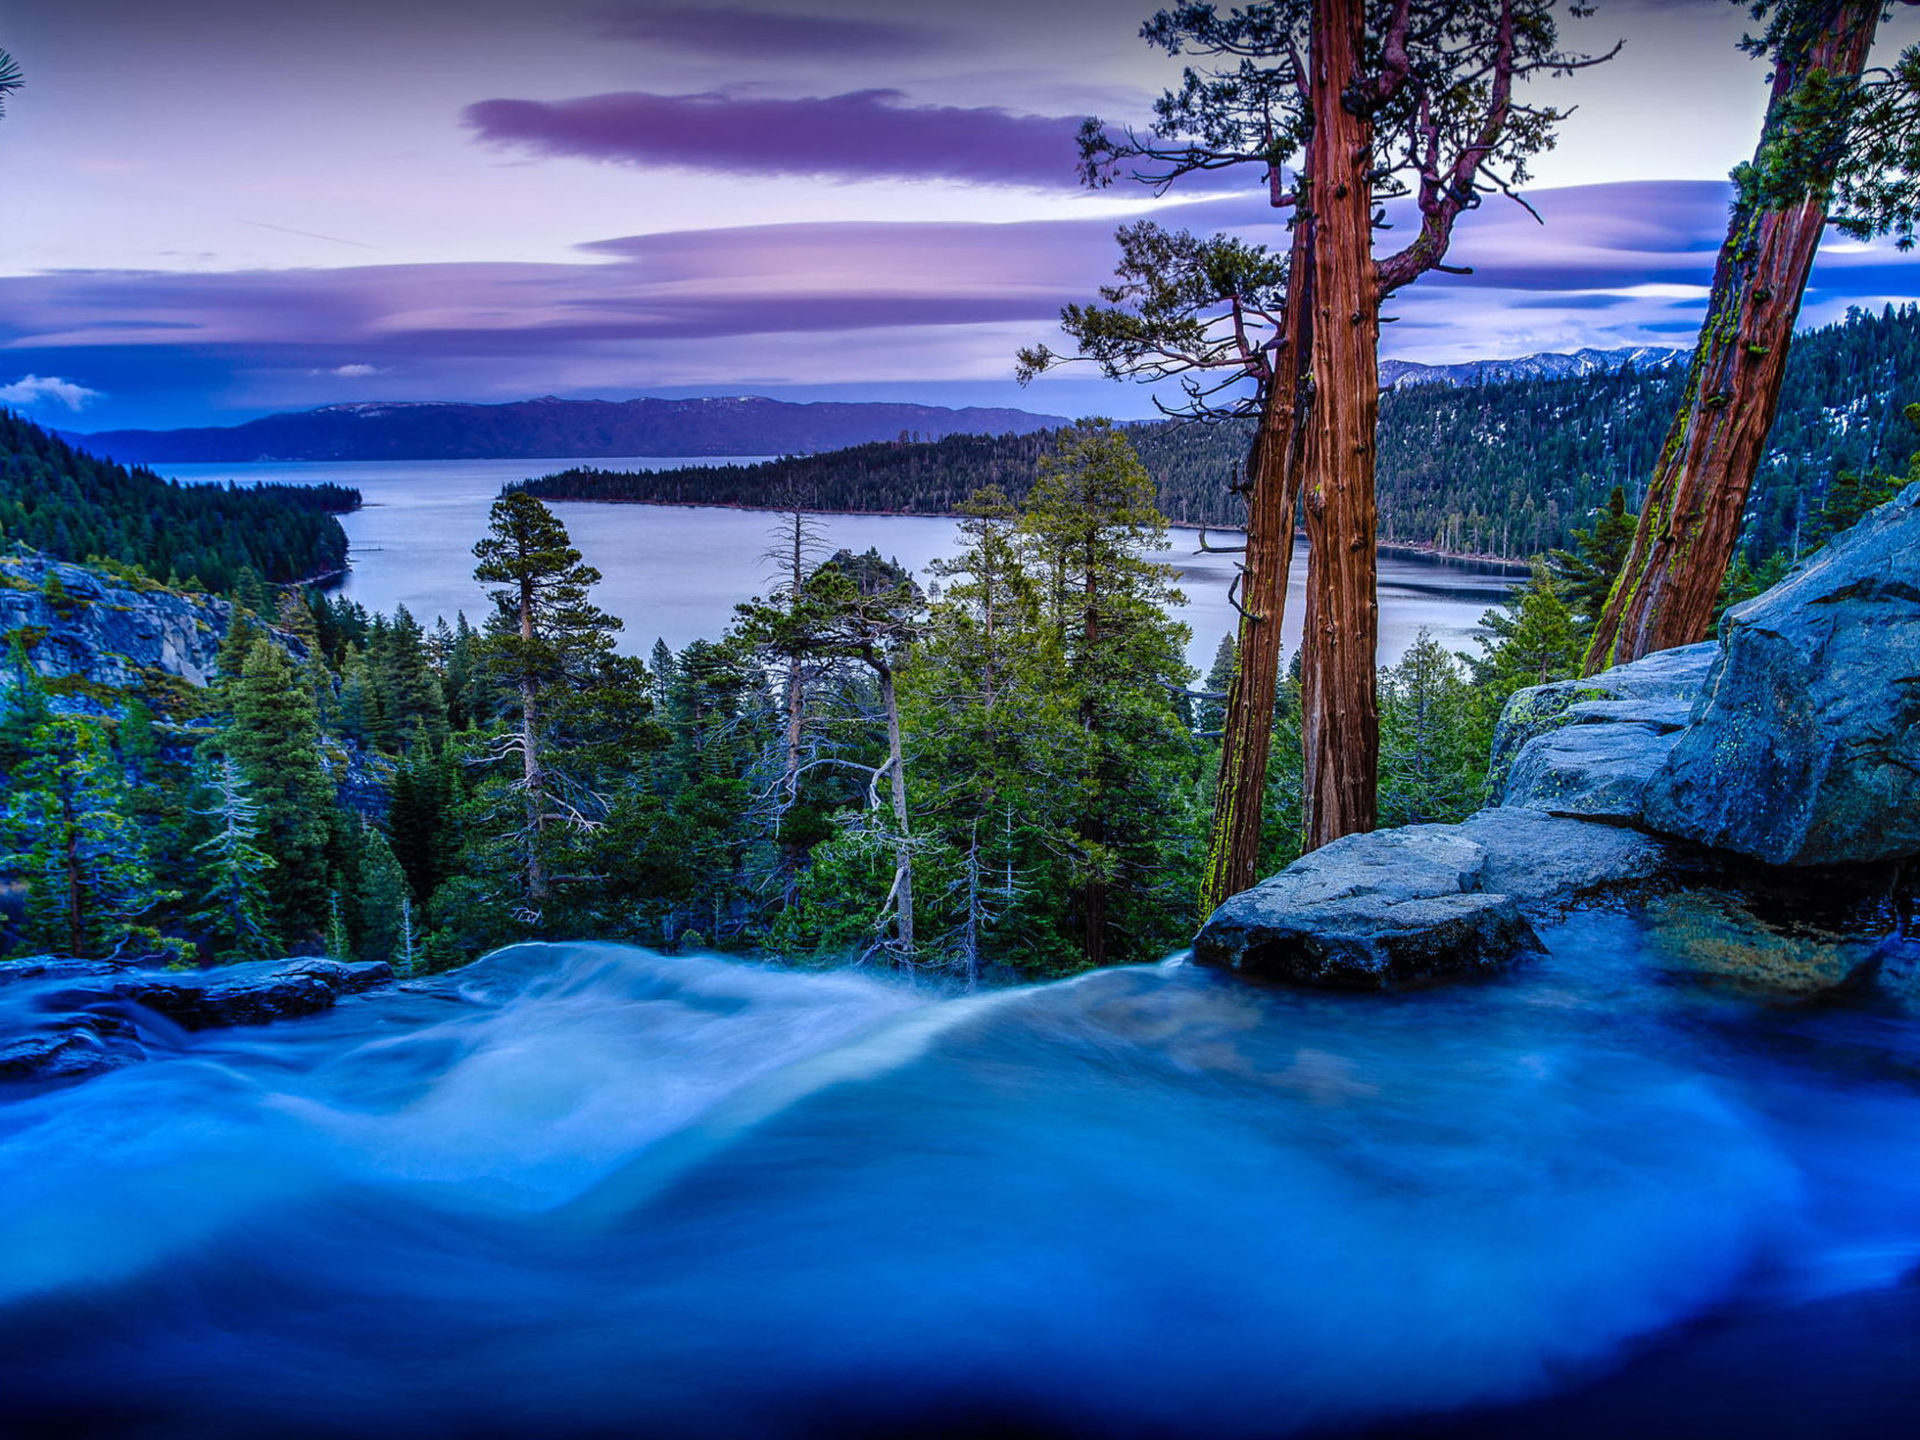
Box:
left=3, top=920, right=1918, bottom=1439
left=158, top=458, right=1519, bottom=669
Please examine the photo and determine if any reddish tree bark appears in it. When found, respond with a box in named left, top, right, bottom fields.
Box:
left=1301, top=0, right=1383, bottom=852
left=1199, top=213, right=1315, bottom=916
left=1586, top=0, right=1882, bottom=672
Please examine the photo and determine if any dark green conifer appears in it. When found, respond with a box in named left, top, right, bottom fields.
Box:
left=227, top=638, right=332, bottom=940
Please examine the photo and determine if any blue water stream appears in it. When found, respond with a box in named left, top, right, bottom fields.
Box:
left=2, top=916, right=1917, bottom=1438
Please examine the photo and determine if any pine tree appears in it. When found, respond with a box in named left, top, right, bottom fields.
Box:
left=388, top=748, right=454, bottom=902
left=212, top=605, right=262, bottom=700
left=0, top=635, right=53, bottom=774
left=1378, top=631, right=1482, bottom=827
left=739, top=547, right=924, bottom=961
left=1550, top=486, right=1639, bottom=633
left=1472, top=564, right=1584, bottom=695
left=337, top=646, right=378, bottom=746
left=190, top=754, right=279, bottom=962
left=371, top=605, right=448, bottom=751
left=1196, top=634, right=1237, bottom=738
left=357, top=824, right=415, bottom=968
left=902, top=486, right=1079, bottom=979
left=1018, top=423, right=1197, bottom=968
left=471, top=493, right=622, bottom=913
left=227, top=638, right=333, bottom=940
left=5, top=717, right=185, bottom=961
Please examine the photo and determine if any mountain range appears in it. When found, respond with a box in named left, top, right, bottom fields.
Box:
left=1377, top=346, right=1685, bottom=389
left=67, top=348, right=1697, bottom=464
left=71, top=396, right=1071, bottom=465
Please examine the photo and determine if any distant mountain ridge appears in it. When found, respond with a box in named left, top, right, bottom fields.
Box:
left=72, top=353, right=1690, bottom=464
left=1378, top=346, right=1685, bottom=390
left=72, top=395, right=1072, bottom=465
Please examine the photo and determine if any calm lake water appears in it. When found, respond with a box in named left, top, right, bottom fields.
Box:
left=161, top=457, right=1520, bottom=669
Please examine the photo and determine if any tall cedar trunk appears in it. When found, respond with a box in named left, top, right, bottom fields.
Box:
left=1585, top=0, right=1880, bottom=672
left=1301, top=0, right=1382, bottom=851
left=517, top=571, right=547, bottom=902
left=877, top=662, right=915, bottom=958
left=1199, top=205, right=1315, bottom=917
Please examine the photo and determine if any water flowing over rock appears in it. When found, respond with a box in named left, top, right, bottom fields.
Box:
left=1641, top=481, right=1920, bottom=867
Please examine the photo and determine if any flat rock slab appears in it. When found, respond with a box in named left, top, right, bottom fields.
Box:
left=1194, top=809, right=1684, bottom=990
left=1453, top=807, right=1676, bottom=906
left=1489, top=643, right=1716, bottom=789
left=102, top=958, right=395, bottom=1029
left=1502, top=722, right=1683, bottom=823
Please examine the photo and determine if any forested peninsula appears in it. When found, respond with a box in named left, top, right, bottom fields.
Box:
left=1, top=410, right=357, bottom=595
left=521, top=306, right=1920, bottom=564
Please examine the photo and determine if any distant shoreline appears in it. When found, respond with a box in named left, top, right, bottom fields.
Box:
left=523, top=492, right=1531, bottom=573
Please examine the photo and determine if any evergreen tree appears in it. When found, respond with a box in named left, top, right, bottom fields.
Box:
left=370, top=605, right=448, bottom=750
left=190, top=754, right=279, bottom=962
left=0, top=635, right=52, bottom=774
left=1550, top=486, right=1639, bottom=632
left=1465, top=563, right=1586, bottom=774
left=1195, top=635, right=1238, bottom=738
left=1588, top=0, right=1920, bottom=668
left=212, top=605, right=262, bottom=700
left=900, top=487, right=1080, bottom=979
left=337, top=646, right=378, bottom=746
left=227, top=638, right=332, bottom=940
left=740, top=548, right=924, bottom=960
left=5, top=718, right=185, bottom=961
left=0, top=48, right=22, bottom=122
left=357, top=825, right=416, bottom=968
left=1018, top=423, right=1197, bottom=968
left=388, top=748, right=454, bottom=903
left=470, top=493, right=622, bottom=913
left=1471, top=564, right=1584, bottom=696
left=1378, top=632, right=1482, bottom=827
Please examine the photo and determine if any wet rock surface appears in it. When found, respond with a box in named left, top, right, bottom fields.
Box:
left=1194, top=807, right=1694, bottom=988
left=0, top=955, right=396, bottom=1084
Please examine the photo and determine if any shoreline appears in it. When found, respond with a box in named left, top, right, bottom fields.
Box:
left=519, top=492, right=1532, bottom=572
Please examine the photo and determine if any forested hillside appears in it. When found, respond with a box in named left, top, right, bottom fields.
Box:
left=0, top=410, right=357, bottom=595
left=524, top=306, right=1920, bottom=562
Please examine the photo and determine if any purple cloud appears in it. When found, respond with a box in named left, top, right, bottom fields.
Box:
left=7, top=180, right=1910, bottom=428
left=463, top=89, right=1085, bottom=187
left=595, top=5, right=938, bottom=58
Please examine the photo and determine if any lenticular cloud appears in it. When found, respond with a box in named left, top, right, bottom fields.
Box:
left=463, top=88, right=1084, bottom=188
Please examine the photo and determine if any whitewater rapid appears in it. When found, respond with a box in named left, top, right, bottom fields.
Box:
left=2, top=918, right=1918, bottom=1438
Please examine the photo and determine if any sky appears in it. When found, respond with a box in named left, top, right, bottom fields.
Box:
left=2, top=0, right=1919, bottom=431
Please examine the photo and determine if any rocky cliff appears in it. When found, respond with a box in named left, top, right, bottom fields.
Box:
left=0, top=550, right=313, bottom=719
left=1, top=550, right=234, bottom=717
left=1196, top=483, right=1920, bottom=990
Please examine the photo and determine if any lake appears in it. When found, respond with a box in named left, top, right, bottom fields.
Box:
left=160, top=457, right=1520, bottom=670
